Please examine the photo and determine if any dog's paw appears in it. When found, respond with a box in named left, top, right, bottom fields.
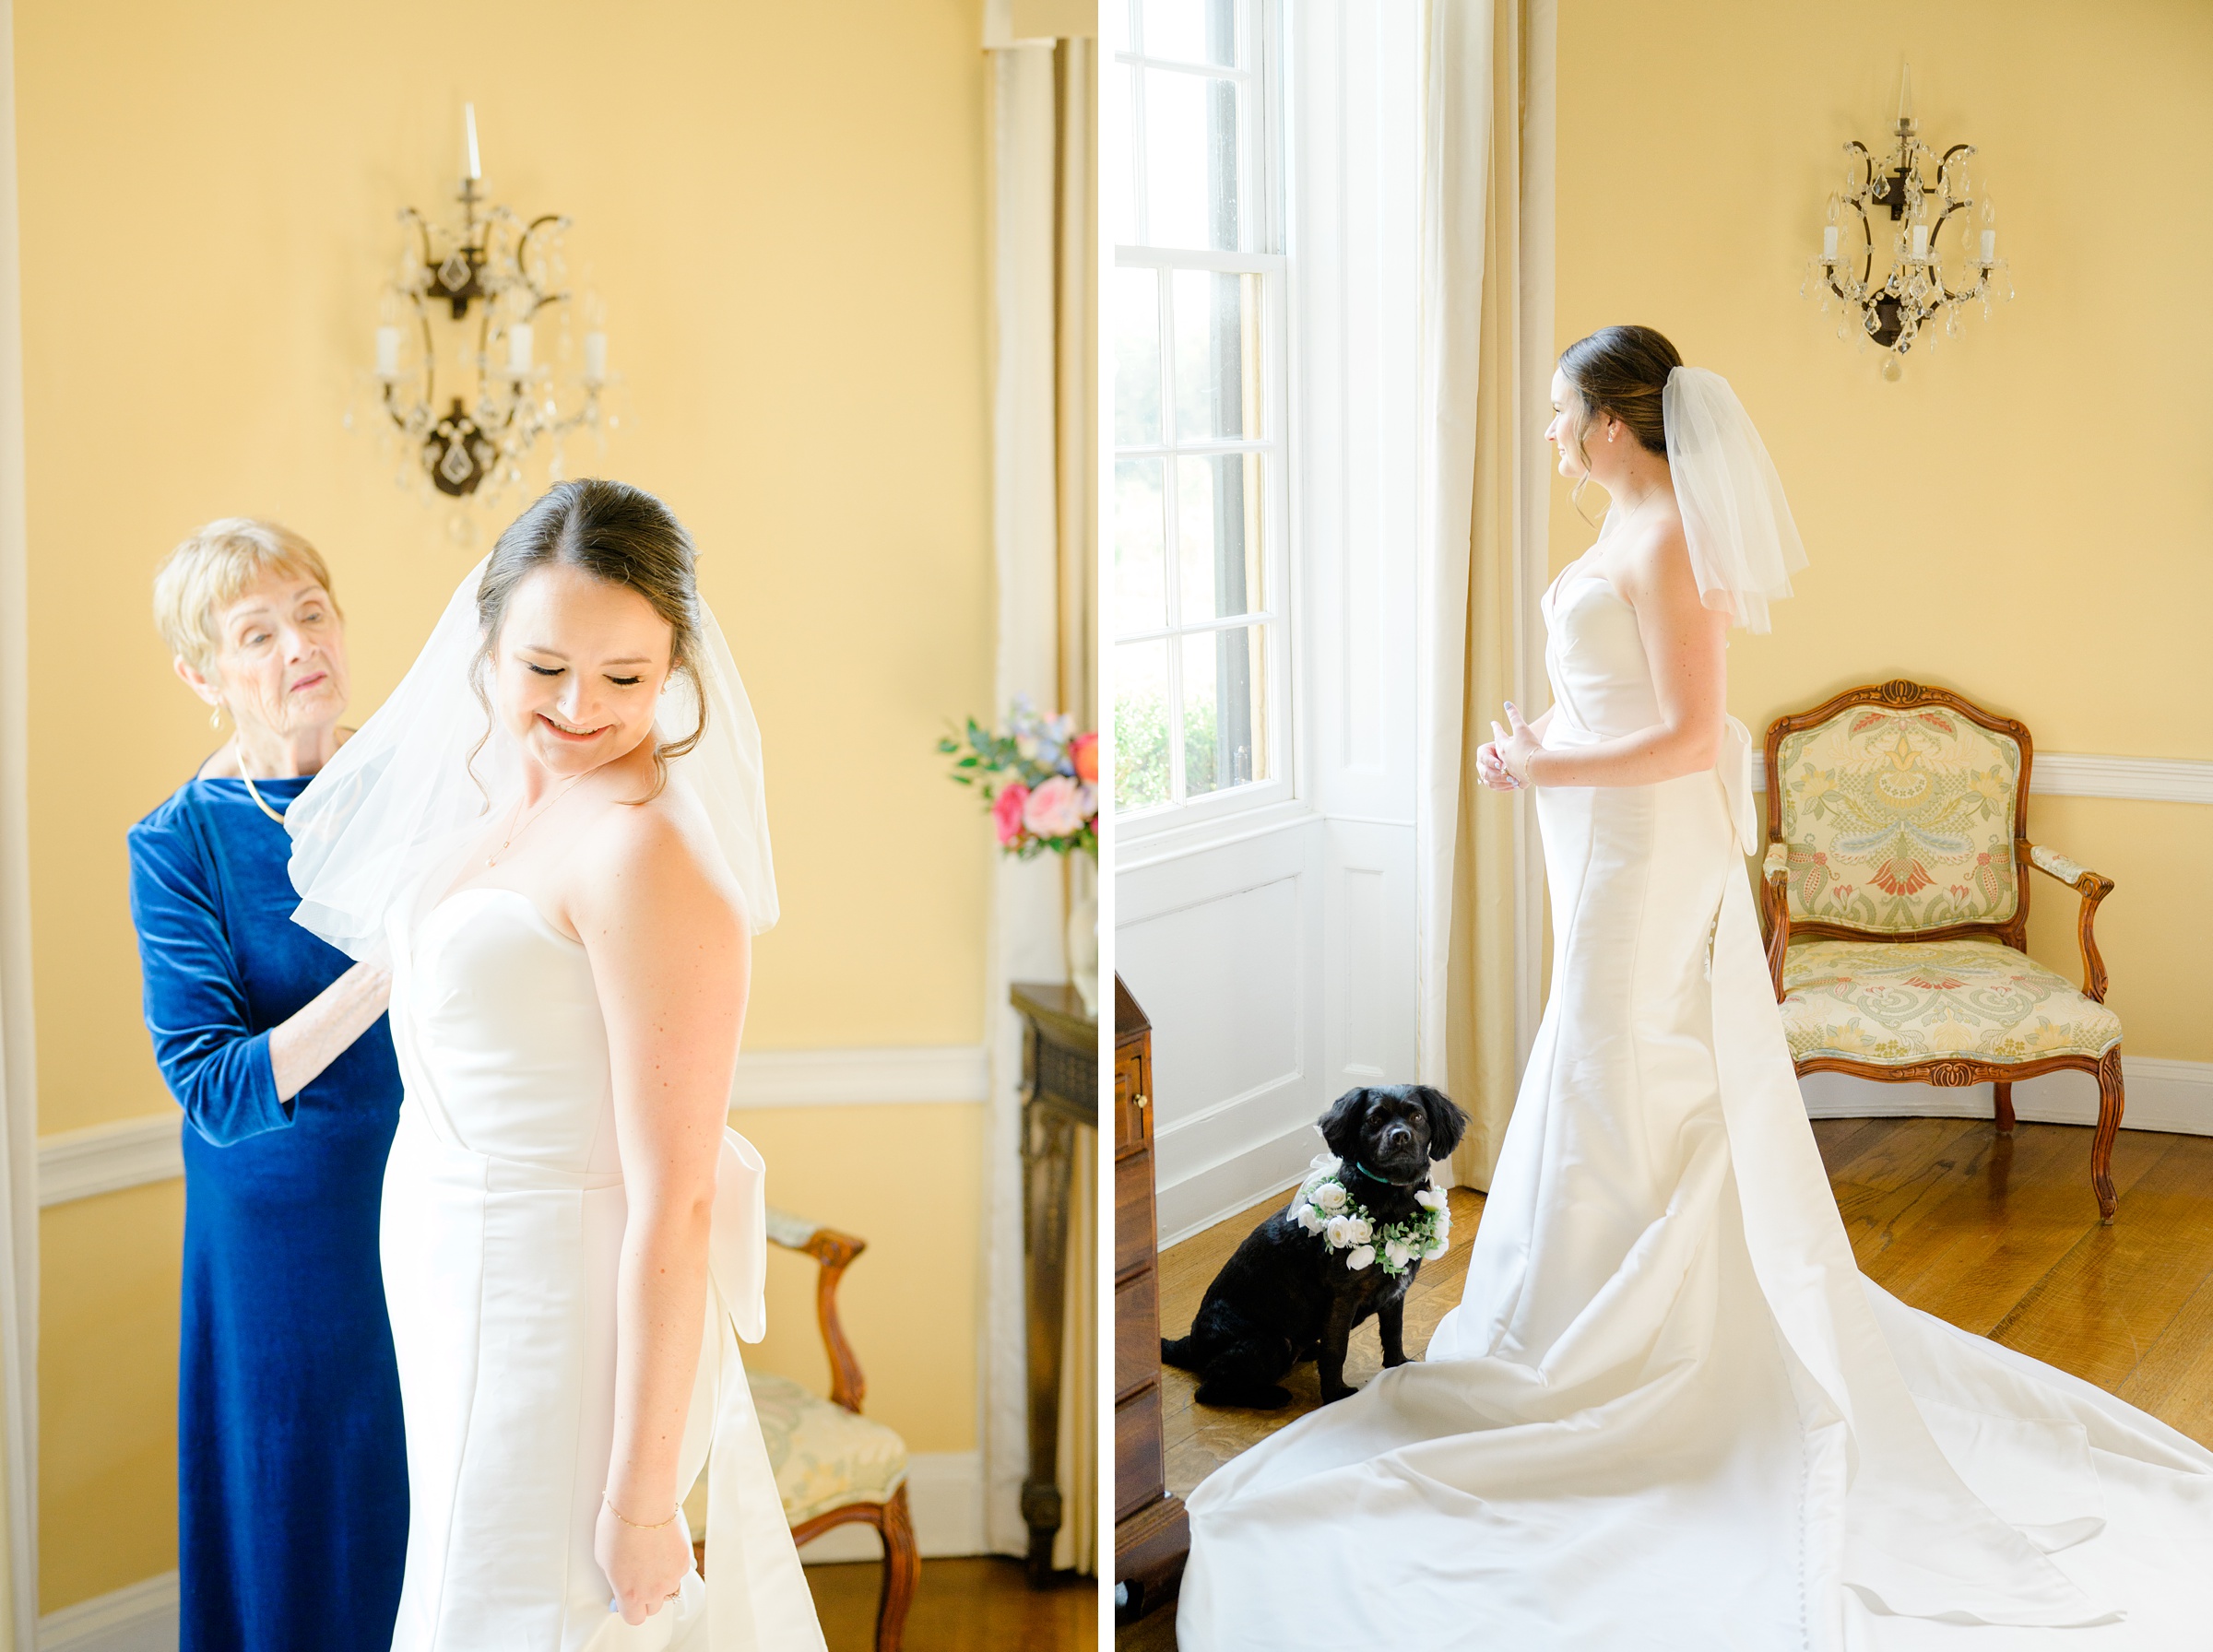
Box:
left=1319, top=1382, right=1361, bottom=1405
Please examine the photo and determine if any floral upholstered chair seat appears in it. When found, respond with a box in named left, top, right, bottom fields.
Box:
left=1759, top=681, right=2125, bottom=1222
left=1778, top=938, right=2122, bottom=1068
left=738, top=1370, right=909, bottom=1525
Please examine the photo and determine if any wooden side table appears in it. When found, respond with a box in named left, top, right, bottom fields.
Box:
left=1012, top=981, right=1098, bottom=1583
left=1112, top=974, right=1187, bottom=1626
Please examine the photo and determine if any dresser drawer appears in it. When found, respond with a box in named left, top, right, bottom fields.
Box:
left=1115, top=1388, right=1166, bottom=1521
left=1114, top=1041, right=1152, bottom=1151
left=1116, top=1150, right=1156, bottom=1281
left=1116, top=1268, right=1160, bottom=1398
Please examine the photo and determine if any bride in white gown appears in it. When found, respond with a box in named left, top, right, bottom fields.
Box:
left=286, top=481, right=825, bottom=1650
left=1173, top=327, right=2213, bottom=1649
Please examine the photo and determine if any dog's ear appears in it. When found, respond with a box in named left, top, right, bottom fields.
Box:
left=1414, top=1086, right=1470, bottom=1162
left=1317, top=1088, right=1372, bottom=1161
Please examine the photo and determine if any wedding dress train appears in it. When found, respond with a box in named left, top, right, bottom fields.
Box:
left=382, top=878, right=825, bottom=1652
left=1175, top=563, right=2213, bottom=1649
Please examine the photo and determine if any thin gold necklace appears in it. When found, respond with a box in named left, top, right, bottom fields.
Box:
left=232, top=743, right=290, bottom=825
left=486, top=773, right=588, bottom=867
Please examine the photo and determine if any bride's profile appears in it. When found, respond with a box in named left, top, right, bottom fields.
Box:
left=285, top=480, right=823, bottom=1649
left=1173, top=327, right=2213, bottom=1647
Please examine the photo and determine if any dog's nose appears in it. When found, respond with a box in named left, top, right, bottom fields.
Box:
left=1384, top=1124, right=1411, bottom=1150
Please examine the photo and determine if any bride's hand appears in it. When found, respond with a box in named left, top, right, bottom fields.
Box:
left=596, top=1496, right=693, bottom=1626
left=1474, top=739, right=1521, bottom=791
left=1488, top=702, right=1544, bottom=788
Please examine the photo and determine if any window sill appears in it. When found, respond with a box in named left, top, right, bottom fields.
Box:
left=1112, top=796, right=1320, bottom=873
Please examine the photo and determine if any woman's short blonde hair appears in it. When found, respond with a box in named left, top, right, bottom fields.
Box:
left=153, top=518, right=338, bottom=677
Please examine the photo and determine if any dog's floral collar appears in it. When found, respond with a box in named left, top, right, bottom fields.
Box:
left=1288, top=1153, right=1450, bottom=1276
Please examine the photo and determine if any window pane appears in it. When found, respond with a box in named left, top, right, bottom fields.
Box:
left=1171, top=268, right=1260, bottom=440
left=1176, top=453, right=1264, bottom=622
left=1106, top=62, right=1138, bottom=246
left=1113, top=268, right=1162, bottom=446
left=1181, top=626, right=1267, bottom=796
left=1142, top=69, right=1243, bottom=250
left=1114, top=459, right=1168, bottom=637
left=1114, top=640, right=1173, bottom=812
left=1141, top=0, right=1238, bottom=66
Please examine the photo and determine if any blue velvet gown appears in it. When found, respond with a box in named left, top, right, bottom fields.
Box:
left=127, top=774, right=407, bottom=1652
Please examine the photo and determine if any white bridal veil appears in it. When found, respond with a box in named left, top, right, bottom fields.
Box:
left=1662, top=365, right=1808, bottom=635
left=284, top=553, right=778, bottom=958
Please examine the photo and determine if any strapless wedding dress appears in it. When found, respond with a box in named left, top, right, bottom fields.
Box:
left=382, top=881, right=826, bottom=1651
left=1175, top=564, right=2213, bottom=1648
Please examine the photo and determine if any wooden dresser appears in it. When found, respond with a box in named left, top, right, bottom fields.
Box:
left=1112, top=974, right=1188, bottom=1625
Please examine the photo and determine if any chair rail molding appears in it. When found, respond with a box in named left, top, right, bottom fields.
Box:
left=38, top=1044, right=990, bottom=1208
left=1750, top=749, right=2213, bottom=804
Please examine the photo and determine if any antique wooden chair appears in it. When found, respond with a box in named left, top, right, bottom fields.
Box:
left=685, top=1207, right=919, bottom=1651
left=1757, top=680, right=2125, bottom=1221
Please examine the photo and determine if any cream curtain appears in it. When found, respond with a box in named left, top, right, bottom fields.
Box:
left=1417, top=0, right=1556, bottom=1191
left=0, top=4, right=41, bottom=1641
left=981, top=1, right=1097, bottom=1577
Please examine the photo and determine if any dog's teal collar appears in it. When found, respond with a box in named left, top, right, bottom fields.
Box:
left=1354, top=1160, right=1421, bottom=1187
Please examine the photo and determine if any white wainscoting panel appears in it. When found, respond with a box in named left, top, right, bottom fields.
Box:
left=36, top=1046, right=989, bottom=1209
left=1118, top=818, right=1328, bottom=1247
left=36, top=1571, right=176, bottom=1652
left=1800, top=1056, right=2213, bottom=1135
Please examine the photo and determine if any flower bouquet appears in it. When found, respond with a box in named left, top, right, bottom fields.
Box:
left=939, top=698, right=1098, bottom=860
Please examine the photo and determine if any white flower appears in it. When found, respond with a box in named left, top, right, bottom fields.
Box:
left=1414, top=1186, right=1445, bottom=1210
left=1311, top=1152, right=1342, bottom=1177
left=1384, top=1239, right=1414, bottom=1268
left=1294, top=1203, right=1325, bottom=1234
left=1324, top=1214, right=1357, bottom=1248
left=1312, top=1180, right=1348, bottom=1213
left=1423, top=1237, right=1450, bottom=1260
left=1343, top=1216, right=1372, bottom=1245
left=1345, top=1245, right=1377, bottom=1271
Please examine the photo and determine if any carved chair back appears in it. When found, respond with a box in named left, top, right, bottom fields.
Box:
left=1764, top=680, right=2034, bottom=949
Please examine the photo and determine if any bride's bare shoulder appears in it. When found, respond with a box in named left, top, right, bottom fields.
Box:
left=1619, top=511, right=1699, bottom=604
left=573, top=778, right=744, bottom=930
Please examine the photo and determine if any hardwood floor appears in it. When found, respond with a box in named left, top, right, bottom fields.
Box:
left=1156, top=1118, right=2213, bottom=1501
left=806, top=1557, right=1096, bottom=1652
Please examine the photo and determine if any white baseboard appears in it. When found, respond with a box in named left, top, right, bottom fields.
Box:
left=795, top=1450, right=987, bottom=1564
left=1156, top=1123, right=1317, bottom=1251
left=37, top=1571, right=176, bottom=1652
left=1799, top=1056, right=2213, bottom=1135
left=35, top=1453, right=986, bottom=1640
left=37, top=1045, right=990, bottom=1209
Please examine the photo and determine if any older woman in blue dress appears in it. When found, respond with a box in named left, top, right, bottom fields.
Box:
left=124, top=519, right=406, bottom=1652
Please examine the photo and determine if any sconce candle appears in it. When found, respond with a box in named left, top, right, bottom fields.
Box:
left=1981, top=229, right=1996, bottom=263
left=375, top=326, right=401, bottom=379
left=507, top=323, right=534, bottom=376
left=584, top=331, right=608, bottom=384
left=465, top=103, right=481, bottom=183
left=1911, top=223, right=1929, bottom=261
left=1822, top=225, right=1839, bottom=261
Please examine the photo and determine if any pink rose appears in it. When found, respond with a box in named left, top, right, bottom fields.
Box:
left=992, top=783, right=1030, bottom=847
left=1071, top=731, right=1098, bottom=784
left=1022, top=774, right=1085, bottom=838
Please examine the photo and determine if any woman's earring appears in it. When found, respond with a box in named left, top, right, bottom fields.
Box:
left=209, top=704, right=223, bottom=731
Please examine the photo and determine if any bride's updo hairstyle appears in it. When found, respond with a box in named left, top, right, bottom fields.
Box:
left=470, top=478, right=706, bottom=801
left=1557, top=324, right=1682, bottom=521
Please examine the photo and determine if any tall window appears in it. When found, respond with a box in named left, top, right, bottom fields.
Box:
left=1109, top=0, right=1285, bottom=821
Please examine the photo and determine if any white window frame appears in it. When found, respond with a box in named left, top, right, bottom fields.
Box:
left=1111, top=0, right=1296, bottom=850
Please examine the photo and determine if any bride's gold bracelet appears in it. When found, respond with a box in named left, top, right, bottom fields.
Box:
left=603, top=1492, right=680, bottom=1531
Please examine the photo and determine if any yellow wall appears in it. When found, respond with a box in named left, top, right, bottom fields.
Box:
left=14, top=0, right=996, bottom=1611
left=1554, top=0, right=2213, bottom=1059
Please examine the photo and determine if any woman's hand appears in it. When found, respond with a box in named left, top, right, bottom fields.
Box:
left=1474, top=739, right=1521, bottom=791
left=595, top=1496, right=693, bottom=1626
left=1487, top=702, right=1544, bottom=788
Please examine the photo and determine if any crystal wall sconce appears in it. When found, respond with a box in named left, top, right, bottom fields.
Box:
left=1803, top=67, right=2013, bottom=381
left=361, top=105, right=615, bottom=505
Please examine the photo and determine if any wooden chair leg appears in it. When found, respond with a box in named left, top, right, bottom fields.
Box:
left=2091, top=1048, right=2124, bottom=1226
left=875, top=1483, right=920, bottom=1652
left=1993, top=1080, right=2015, bottom=1134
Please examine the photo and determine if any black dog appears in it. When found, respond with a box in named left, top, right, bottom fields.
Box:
left=1162, top=1085, right=1468, bottom=1408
